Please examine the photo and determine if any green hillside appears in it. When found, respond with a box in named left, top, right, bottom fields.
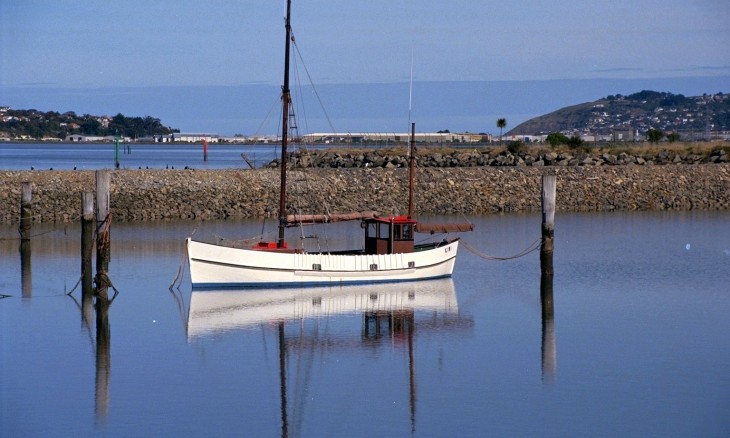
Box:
left=0, top=107, right=177, bottom=140
left=509, top=91, right=729, bottom=136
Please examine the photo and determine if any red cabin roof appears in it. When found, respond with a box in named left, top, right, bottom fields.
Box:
left=365, top=215, right=417, bottom=225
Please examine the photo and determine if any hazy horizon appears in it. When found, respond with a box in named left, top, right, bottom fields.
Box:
left=2, top=76, right=728, bottom=136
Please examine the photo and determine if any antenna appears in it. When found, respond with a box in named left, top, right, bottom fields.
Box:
left=408, top=46, right=414, bottom=129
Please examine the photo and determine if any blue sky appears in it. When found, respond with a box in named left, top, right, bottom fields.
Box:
left=1, top=0, right=729, bottom=135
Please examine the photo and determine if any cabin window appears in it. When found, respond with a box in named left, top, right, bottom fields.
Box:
left=312, top=264, right=322, bottom=271
left=408, top=261, right=415, bottom=268
left=378, top=223, right=390, bottom=239
left=394, top=224, right=413, bottom=240
left=369, top=264, right=378, bottom=271
left=367, top=222, right=377, bottom=238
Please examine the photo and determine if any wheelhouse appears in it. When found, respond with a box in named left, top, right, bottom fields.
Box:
left=363, top=216, right=416, bottom=255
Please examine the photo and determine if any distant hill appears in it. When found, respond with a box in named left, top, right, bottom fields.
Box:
left=509, top=91, right=730, bottom=136
left=0, top=107, right=177, bottom=140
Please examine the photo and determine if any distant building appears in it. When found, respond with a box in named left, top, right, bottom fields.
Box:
left=138, top=134, right=173, bottom=143
left=301, top=132, right=486, bottom=144
left=172, top=133, right=220, bottom=143
left=65, top=135, right=131, bottom=142
left=611, top=129, right=638, bottom=142
left=506, top=134, right=546, bottom=143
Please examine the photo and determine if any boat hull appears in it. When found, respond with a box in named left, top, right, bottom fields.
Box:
left=187, top=238, right=459, bottom=288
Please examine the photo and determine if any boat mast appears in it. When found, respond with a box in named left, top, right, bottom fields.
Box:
left=408, top=122, right=415, bottom=218
left=278, top=0, right=292, bottom=248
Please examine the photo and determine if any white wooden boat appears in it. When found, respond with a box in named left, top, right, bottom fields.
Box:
left=187, top=226, right=459, bottom=288
left=186, top=0, right=471, bottom=289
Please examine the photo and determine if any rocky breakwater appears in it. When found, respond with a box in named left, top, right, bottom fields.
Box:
left=1, top=164, right=728, bottom=224
left=281, top=147, right=729, bottom=168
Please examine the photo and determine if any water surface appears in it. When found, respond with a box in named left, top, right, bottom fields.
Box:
left=1, top=212, right=729, bottom=437
left=0, top=143, right=284, bottom=170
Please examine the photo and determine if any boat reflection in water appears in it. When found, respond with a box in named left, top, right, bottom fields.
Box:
left=187, top=278, right=471, bottom=435
left=187, top=278, right=463, bottom=338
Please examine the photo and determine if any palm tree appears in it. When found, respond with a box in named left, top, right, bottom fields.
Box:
left=496, top=118, right=507, bottom=145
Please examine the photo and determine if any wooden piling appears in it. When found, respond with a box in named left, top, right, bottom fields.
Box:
left=95, top=171, right=111, bottom=301
left=81, top=192, right=95, bottom=300
left=540, top=174, right=557, bottom=382
left=540, top=175, right=556, bottom=276
left=19, top=182, right=32, bottom=240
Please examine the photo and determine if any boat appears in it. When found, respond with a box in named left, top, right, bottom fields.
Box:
left=186, top=0, right=472, bottom=288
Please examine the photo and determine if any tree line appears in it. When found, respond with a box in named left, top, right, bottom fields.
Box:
left=0, top=108, right=178, bottom=140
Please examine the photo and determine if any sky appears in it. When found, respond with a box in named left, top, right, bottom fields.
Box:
left=1, top=0, right=729, bottom=135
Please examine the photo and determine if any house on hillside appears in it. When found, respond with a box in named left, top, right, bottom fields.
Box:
left=611, top=129, right=639, bottom=142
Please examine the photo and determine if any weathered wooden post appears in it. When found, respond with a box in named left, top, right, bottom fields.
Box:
left=18, top=182, right=33, bottom=297
left=540, top=174, right=556, bottom=382
left=81, top=192, right=95, bottom=301
left=95, top=171, right=111, bottom=301
left=540, top=174, right=556, bottom=276
left=19, top=182, right=32, bottom=240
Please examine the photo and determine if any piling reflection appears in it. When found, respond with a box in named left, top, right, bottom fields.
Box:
left=20, top=240, right=32, bottom=298
left=540, top=272, right=556, bottom=383
left=187, top=278, right=472, bottom=436
left=68, top=286, right=113, bottom=425
left=81, top=194, right=95, bottom=306
left=94, top=298, right=111, bottom=424
left=80, top=286, right=95, bottom=332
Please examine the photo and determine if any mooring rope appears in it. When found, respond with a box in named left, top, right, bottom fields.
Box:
left=65, top=276, right=83, bottom=296
left=0, top=221, right=77, bottom=240
left=169, top=242, right=189, bottom=291
left=461, top=237, right=543, bottom=261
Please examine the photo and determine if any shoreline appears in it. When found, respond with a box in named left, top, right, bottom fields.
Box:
left=1, top=165, right=728, bottom=224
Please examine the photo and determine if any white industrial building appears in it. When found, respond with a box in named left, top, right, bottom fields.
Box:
left=301, top=132, right=487, bottom=144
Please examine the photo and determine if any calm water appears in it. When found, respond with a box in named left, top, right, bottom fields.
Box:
left=1, top=212, right=729, bottom=437
left=0, top=143, right=286, bottom=170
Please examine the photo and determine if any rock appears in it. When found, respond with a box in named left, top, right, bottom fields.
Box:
left=602, top=153, right=618, bottom=165
left=1, top=162, right=728, bottom=224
